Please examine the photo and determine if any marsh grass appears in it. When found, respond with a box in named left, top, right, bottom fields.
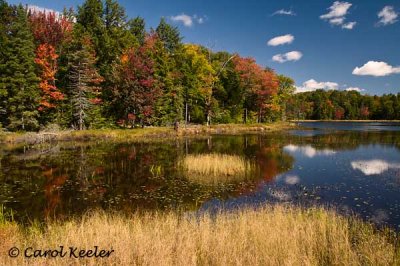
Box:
left=180, top=154, right=255, bottom=184
left=0, top=206, right=399, bottom=266
left=0, top=122, right=295, bottom=145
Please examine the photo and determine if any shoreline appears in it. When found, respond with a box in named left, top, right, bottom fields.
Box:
left=0, top=122, right=296, bottom=145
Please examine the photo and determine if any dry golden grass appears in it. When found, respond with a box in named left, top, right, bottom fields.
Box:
left=0, top=206, right=399, bottom=266
left=181, top=154, right=254, bottom=184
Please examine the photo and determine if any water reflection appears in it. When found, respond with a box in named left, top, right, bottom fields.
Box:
left=283, top=144, right=336, bottom=158
left=1, top=129, right=400, bottom=228
left=351, top=160, right=400, bottom=176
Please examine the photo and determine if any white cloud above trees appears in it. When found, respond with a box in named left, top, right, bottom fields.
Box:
left=352, top=61, right=400, bottom=77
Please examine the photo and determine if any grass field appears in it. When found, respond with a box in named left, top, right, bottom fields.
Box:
left=1, top=205, right=399, bottom=266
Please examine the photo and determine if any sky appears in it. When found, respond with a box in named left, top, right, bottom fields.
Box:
left=8, top=0, right=400, bottom=95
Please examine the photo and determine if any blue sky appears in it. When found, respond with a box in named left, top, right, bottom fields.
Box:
left=9, top=0, right=400, bottom=95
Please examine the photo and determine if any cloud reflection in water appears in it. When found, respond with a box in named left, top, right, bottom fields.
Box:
left=351, top=160, right=400, bottom=175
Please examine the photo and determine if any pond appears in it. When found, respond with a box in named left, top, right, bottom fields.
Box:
left=1, top=122, right=400, bottom=229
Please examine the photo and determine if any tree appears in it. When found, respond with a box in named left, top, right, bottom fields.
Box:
left=155, top=18, right=182, bottom=53
left=67, top=28, right=103, bottom=130
left=178, top=44, right=216, bottom=125
left=0, top=0, right=14, bottom=126
left=35, top=44, right=64, bottom=110
left=233, top=56, right=278, bottom=123
left=111, top=34, right=161, bottom=127
left=277, top=74, right=295, bottom=121
left=128, top=17, right=146, bottom=45
left=1, top=5, right=40, bottom=130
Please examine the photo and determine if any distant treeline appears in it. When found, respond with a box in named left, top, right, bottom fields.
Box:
left=0, top=0, right=398, bottom=132
left=287, top=90, right=400, bottom=120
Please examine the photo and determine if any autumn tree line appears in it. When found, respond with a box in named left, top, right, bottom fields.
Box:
left=0, top=0, right=398, bottom=132
left=287, top=90, right=400, bottom=121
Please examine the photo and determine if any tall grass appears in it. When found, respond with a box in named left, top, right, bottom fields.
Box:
left=0, top=206, right=398, bottom=265
left=181, top=154, right=255, bottom=184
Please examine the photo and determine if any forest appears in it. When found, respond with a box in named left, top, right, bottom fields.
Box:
left=0, top=0, right=399, bottom=132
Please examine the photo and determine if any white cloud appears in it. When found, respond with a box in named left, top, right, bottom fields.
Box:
left=170, top=14, right=193, bottom=27
left=170, top=14, right=207, bottom=27
left=351, top=160, right=400, bottom=175
left=295, top=79, right=339, bottom=93
left=320, top=1, right=352, bottom=19
left=352, top=61, right=400, bottom=77
left=267, top=34, right=294, bottom=46
left=329, top=17, right=345, bottom=25
left=342, top=21, right=356, bottom=29
left=272, top=9, right=296, bottom=16
left=377, top=6, right=398, bottom=26
left=320, top=1, right=356, bottom=29
left=284, top=145, right=336, bottom=158
left=345, top=87, right=364, bottom=92
left=27, top=5, right=60, bottom=17
left=272, top=51, right=302, bottom=63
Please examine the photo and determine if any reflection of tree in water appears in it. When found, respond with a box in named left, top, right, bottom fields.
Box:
left=256, top=146, right=294, bottom=182
left=42, top=167, right=68, bottom=218
left=2, top=130, right=399, bottom=222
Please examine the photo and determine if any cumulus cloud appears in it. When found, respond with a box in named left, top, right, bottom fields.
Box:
left=351, top=160, right=400, bottom=175
left=170, top=14, right=206, bottom=27
left=272, top=51, right=302, bottom=63
left=345, top=87, right=364, bottom=92
left=272, top=9, right=296, bottom=16
left=284, top=145, right=336, bottom=158
left=267, top=34, right=294, bottom=46
left=352, top=61, right=400, bottom=77
left=320, top=1, right=356, bottom=29
left=295, top=79, right=339, bottom=93
left=320, top=1, right=352, bottom=19
left=377, top=6, right=398, bottom=26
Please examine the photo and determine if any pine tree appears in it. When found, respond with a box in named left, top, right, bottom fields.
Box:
left=0, top=0, right=13, bottom=126
left=155, top=18, right=182, bottom=53
left=1, top=5, right=40, bottom=130
left=67, top=27, right=103, bottom=130
left=128, top=17, right=146, bottom=45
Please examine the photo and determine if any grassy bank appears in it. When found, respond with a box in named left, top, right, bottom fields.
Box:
left=1, top=205, right=399, bottom=266
left=0, top=122, right=295, bottom=145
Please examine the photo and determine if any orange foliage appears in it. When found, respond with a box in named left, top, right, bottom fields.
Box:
left=35, top=44, right=64, bottom=110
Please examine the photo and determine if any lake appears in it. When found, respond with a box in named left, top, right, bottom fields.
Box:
left=1, top=122, right=400, bottom=228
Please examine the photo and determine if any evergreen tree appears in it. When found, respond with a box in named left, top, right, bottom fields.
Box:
left=67, top=27, right=103, bottom=130
left=128, top=17, right=146, bottom=45
left=1, top=5, right=39, bottom=130
left=0, top=0, right=13, bottom=126
left=155, top=18, right=182, bottom=53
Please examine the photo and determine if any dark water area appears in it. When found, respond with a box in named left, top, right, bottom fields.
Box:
left=1, top=123, right=400, bottom=229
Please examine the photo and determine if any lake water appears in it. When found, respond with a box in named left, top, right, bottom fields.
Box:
left=1, top=122, right=400, bottom=228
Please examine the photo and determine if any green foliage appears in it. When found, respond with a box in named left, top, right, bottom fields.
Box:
left=289, top=90, right=400, bottom=120
left=66, top=26, right=103, bottom=130
left=0, top=0, right=397, bottom=132
left=155, top=18, right=182, bottom=53
left=0, top=5, right=39, bottom=131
